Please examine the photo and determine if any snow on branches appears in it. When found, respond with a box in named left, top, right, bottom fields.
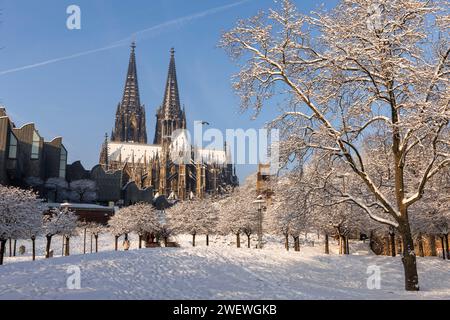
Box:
left=217, top=176, right=260, bottom=248
left=166, top=198, right=218, bottom=247
left=43, top=207, right=78, bottom=258
left=0, top=185, right=44, bottom=265
left=221, top=0, right=449, bottom=291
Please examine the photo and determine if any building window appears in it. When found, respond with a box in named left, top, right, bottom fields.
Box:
left=8, top=132, right=18, bottom=159
left=31, top=131, right=40, bottom=159
left=59, top=147, right=67, bottom=178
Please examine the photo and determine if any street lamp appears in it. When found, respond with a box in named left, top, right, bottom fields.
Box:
left=253, top=195, right=265, bottom=249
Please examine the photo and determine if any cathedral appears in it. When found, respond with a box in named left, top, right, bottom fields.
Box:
left=99, top=43, right=238, bottom=200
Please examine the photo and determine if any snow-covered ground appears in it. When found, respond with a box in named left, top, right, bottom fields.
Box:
left=0, top=234, right=449, bottom=300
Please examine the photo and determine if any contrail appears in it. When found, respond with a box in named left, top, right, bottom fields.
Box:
left=0, top=0, right=250, bottom=76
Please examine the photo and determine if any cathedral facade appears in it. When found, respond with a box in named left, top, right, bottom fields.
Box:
left=100, top=43, right=238, bottom=200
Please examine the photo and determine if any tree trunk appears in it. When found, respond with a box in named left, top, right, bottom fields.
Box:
left=427, top=234, right=437, bottom=256
left=164, top=237, right=168, bottom=247
left=384, top=236, right=390, bottom=256
left=62, top=237, right=65, bottom=256
left=324, top=234, right=329, bottom=254
left=95, top=235, right=98, bottom=253
left=9, top=239, right=12, bottom=257
left=206, top=234, right=210, bottom=246
left=345, top=236, right=350, bottom=255
left=440, top=236, right=446, bottom=260
left=83, top=228, right=87, bottom=254
left=114, top=236, right=119, bottom=251
left=397, top=237, right=403, bottom=255
left=285, top=234, right=289, bottom=251
left=339, top=235, right=345, bottom=255
left=45, top=235, right=52, bottom=259
left=124, top=234, right=129, bottom=241
left=247, top=234, right=251, bottom=248
left=292, top=236, right=300, bottom=252
left=64, top=237, right=70, bottom=256
left=13, top=240, right=17, bottom=257
left=236, top=233, right=241, bottom=248
left=90, top=233, right=93, bottom=253
left=31, top=236, right=36, bottom=261
left=400, top=226, right=420, bottom=291
left=192, top=234, right=196, bottom=247
left=390, top=232, right=396, bottom=257
left=444, top=234, right=449, bottom=260
left=139, top=235, right=142, bottom=249
left=0, top=240, right=6, bottom=265
left=417, top=234, right=424, bottom=258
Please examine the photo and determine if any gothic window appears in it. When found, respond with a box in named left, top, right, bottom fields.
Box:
left=31, top=131, right=40, bottom=159
left=8, top=132, right=18, bottom=159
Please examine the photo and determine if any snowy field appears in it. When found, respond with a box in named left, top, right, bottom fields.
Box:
left=0, top=234, right=449, bottom=300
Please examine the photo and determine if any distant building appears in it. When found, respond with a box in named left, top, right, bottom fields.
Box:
left=0, top=107, right=68, bottom=188
left=46, top=202, right=116, bottom=225
left=66, top=162, right=154, bottom=206
left=99, top=44, right=238, bottom=200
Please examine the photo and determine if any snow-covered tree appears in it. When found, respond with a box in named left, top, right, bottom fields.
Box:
left=192, top=198, right=219, bottom=246
left=265, top=174, right=310, bottom=252
left=130, top=203, right=161, bottom=248
left=108, top=206, right=137, bottom=250
left=221, top=0, right=449, bottom=291
left=86, top=222, right=105, bottom=253
left=166, top=198, right=218, bottom=247
left=69, top=180, right=97, bottom=203
left=156, top=225, right=174, bottom=247
left=0, top=185, right=44, bottom=265
left=43, top=208, right=78, bottom=258
left=45, top=178, right=69, bottom=203
left=218, top=176, right=260, bottom=248
left=21, top=207, right=44, bottom=261
left=411, top=171, right=450, bottom=259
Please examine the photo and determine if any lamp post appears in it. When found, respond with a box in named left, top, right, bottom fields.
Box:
left=253, top=195, right=265, bottom=249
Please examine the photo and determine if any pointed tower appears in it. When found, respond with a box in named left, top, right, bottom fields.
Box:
left=111, top=42, right=148, bottom=144
left=153, top=48, right=186, bottom=145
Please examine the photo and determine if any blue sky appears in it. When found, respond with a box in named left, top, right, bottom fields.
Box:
left=0, top=0, right=337, bottom=181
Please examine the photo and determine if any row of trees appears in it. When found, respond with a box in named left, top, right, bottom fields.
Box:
left=107, top=176, right=263, bottom=250
left=0, top=185, right=107, bottom=264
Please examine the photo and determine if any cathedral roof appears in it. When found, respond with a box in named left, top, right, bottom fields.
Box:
left=108, top=140, right=231, bottom=166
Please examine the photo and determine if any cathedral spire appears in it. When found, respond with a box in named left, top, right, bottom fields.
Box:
left=122, top=41, right=140, bottom=109
left=162, top=48, right=182, bottom=119
left=111, top=42, right=147, bottom=144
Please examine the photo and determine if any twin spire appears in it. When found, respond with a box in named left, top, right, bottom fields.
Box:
left=162, top=48, right=182, bottom=120
left=121, top=41, right=141, bottom=111
left=112, top=42, right=183, bottom=145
